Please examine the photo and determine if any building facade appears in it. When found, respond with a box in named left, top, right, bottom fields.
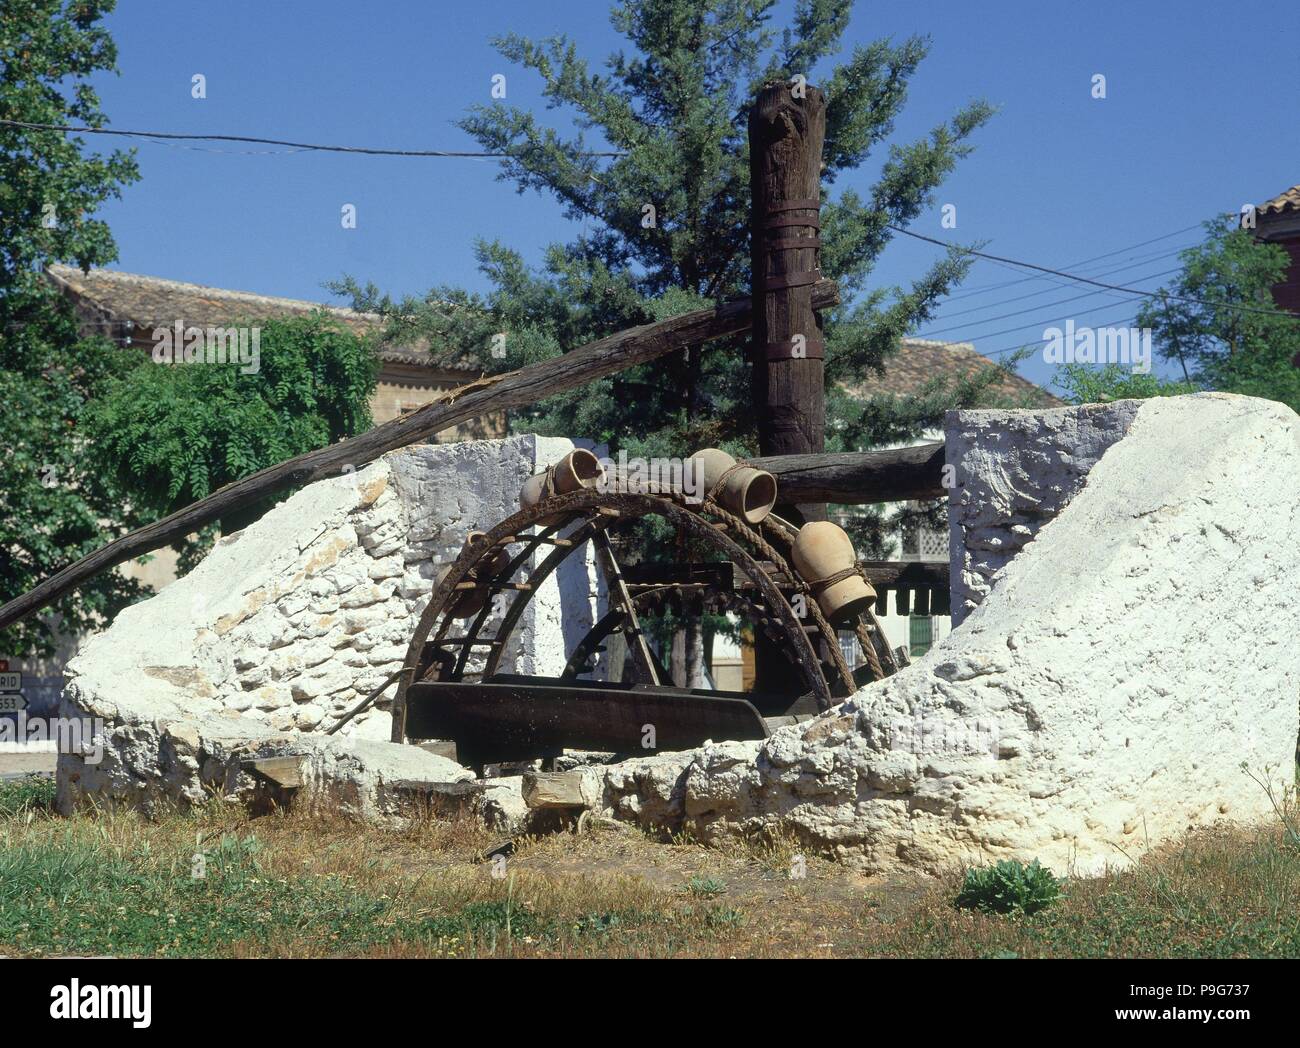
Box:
left=1255, top=185, right=1300, bottom=316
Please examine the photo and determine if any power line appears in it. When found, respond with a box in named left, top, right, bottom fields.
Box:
left=934, top=237, right=1195, bottom=314
left=926, top=253, right=1190, bottom=326
left=891, top=224, right=1300, bottom=320
left=937, top=222, right=1208, bottom=301
left=976, top=305, right=1145, bottom=359
left=917, top=265, right=1183, bottom=340
left=0, top=119, right=627, bottom=158
left=10, top=117, right=1284, bottom=328
left=931, top=295, right=1161, bottom=345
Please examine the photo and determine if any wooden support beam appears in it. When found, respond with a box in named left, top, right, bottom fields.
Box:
left=749, top=442, right=946, bottom=504
left=749, top=79, right=828, bottom=524
left=749, top=79, right=827, bottom=698
left=592, top=529, right=661, bottom=686
left=0, top=281, right=837, bottom=635
left=731, top=559, right=947, bottom=594
left=858, top=560, right=949, bottom=592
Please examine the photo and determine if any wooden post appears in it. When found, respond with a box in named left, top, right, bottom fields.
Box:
left=749, top=80, right=827, bottom=696
left=749, top=79, right=827, bottom=524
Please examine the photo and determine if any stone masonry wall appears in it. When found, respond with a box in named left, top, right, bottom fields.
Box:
left=945, top=400, right=1142, bottom=625
left=58, top=436, right=598, bottom=814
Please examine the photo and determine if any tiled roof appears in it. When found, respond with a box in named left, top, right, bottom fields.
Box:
left=852, top=338, right=1060, bottom=406
left=44, top=265, right=478, bottom=372
left=1259, top=185, right=1300, bottom=216
left=44, top=266, right=1057, bottom=402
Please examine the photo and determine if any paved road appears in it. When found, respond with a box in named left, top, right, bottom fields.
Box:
left=0, top=751, right=57, bottom=780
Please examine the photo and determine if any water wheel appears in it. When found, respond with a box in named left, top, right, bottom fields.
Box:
left=389, top=485, right=898, bottom=767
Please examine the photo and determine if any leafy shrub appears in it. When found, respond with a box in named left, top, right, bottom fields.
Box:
left=684, top=876, right=727, bottom=898
left=84, top=313, right=377, bottom=566
left=955, top=859, right=1061, bottom=916
left=0, top=775, right=56, bottom=817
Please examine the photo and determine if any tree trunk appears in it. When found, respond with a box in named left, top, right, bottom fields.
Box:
left=749, top=79, right=828, bottom=525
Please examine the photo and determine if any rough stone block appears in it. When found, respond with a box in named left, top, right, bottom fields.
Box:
left=600, top=395, right=1300, bottom=876
left=57, top=436, right=599, bottom=818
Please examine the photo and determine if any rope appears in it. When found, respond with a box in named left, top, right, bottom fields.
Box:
left=808, top=566, right=860, bottom=593
left=853, top=620, right=886, bottom=681
left=706, top=462, right=748, bottom=504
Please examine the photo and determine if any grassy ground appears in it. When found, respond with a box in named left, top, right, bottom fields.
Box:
left=1, top=774, right=1298, bottom=958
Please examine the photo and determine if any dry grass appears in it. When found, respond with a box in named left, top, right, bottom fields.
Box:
left=1, top=775, right=1298, bottom=958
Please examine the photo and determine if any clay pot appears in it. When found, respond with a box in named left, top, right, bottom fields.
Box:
left=688, top=448, right=777, bottom=524
left=791, top=520, right=877, bottom=625
left=440, top=531, right=511, bottom=619
left=520, top=449, right=604, bottom=525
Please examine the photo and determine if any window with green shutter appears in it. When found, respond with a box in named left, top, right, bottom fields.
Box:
left=909, top=615, right=934, bottom=658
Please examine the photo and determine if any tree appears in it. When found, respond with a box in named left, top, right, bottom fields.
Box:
left=1135, top=216, right=1300, bottom=414
left=332, top=0, right=1038, bottom=684
left=1050, top=217, right=1300, bottom=411
left=338, top=0, right=1010, bottom=476
left=0, top=0, right=145, bottom=657
left=1, top=1, right=381, bottom=656
left=84, top=315, right=378, bottom=569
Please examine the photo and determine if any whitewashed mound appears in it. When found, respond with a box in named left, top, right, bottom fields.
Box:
left=56, top=397, right=1299, bottom=876
left=599, top=394, right=1300, bottom=875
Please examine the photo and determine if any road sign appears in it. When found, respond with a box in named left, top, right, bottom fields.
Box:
left=0, top=671, right=21, bottom=692
left=0, top=692, right=27, bottom=714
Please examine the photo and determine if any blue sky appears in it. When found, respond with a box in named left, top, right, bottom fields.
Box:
left=87, top=0, right=1299, bottom=390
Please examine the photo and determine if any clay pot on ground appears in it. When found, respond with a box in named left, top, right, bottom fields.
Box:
left=791, top=520, right=877, bottom=625
left=519, top=449, right=604, bottom=525
left=440, top=531, right=511, bottom=619
left=689, top=448, right=778, bottom=524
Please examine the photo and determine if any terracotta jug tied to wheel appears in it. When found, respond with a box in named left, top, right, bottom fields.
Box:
left=519, top=449, right=604, bottom=525
left=791, top=520, right=877, bottom=626
left=688, top=448, right=778, bottom=524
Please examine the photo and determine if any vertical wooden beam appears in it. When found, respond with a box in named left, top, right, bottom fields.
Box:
left=591, top=529, right=661, bottom=686
left=749, top=79, right=827, bottom=525
left=749, top=80, right=828, bottom=696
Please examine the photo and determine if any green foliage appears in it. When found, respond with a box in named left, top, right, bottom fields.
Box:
left=0, top=0, right=140, bottom=293
left=955, top=859, right=1061, bottom=916
left=332, top=0, right=1029, bottom=558
left=0, top=0, right=149, bottom=657
left=0, top=308, right=155, bottom=655
left=1135, top=217, right=1300, bottom=413
left=1050, top=218, right=1300, bottom=411
left=684, top=875, right=728, bottom=897
left=0, top=775, right=56, bottom=817
left=1053, top=362, right=1197, bottom=406
left=84, top=314, right=377, bottom=548
left=0, top=831, right=397, bottom=957
left=1, top=4, right=380, bottom=652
